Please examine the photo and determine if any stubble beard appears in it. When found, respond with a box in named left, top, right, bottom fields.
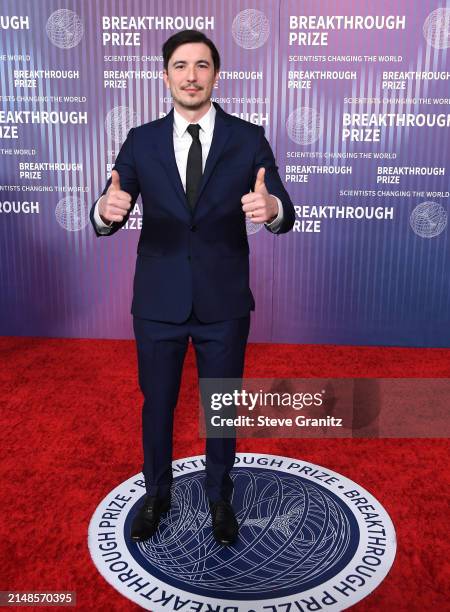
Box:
left=173, top=87, right=210, bottom=111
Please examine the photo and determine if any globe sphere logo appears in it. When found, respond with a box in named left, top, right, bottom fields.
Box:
left=423, top=8, right=450, bottom=49
left=132, top=469, right=357, bottom=598
left=46, top=9, right=84, bottom=49
left=246, top=216, right=263, bottom=235
left=410, top=201, right=447, bottom=238
left=105, top=106, right=138, bottom=144
left=286, top=107, right=323, bottom=145
left=232, top=9, right=270, bottom=49
left=89, top=453, right=397, bottom=611
left=55, top=196, right=89, bottom=231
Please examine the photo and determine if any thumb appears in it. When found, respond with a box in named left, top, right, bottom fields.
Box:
left=254, top=167, right=267, bottom=193
left=110, top=169, right=121, bottom=191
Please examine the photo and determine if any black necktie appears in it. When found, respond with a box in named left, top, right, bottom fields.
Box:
left=186, top=124, right=202, bottom=210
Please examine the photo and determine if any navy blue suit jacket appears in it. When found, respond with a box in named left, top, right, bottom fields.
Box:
left=90, top=102, right=295, bottom=323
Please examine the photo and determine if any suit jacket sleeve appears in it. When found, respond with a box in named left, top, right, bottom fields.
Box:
left=89, top=128, right=141, bottom=237
left=253, top=126, right=295, bottom=234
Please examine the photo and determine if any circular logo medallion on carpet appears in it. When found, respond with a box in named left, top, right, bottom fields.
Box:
left=88, top=453, right=396, bottom=610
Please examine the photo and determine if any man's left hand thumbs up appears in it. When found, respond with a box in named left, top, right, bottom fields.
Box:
left=241, top=167, right=279, bottom=223
left=254, top=167, right=268, bottom=194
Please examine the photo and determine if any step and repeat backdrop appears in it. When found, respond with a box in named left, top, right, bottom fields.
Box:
left=0, top=0, right=449, bottom=345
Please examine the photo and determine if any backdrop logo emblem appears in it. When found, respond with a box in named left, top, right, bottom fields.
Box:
left=232, top=10, right=270, bottom=49
left=246, top=216, right=263, bottom=235
left=55, top=196, right=89, bottom=231
left=89, top=453, right=396, bottom=610
left=286, top=107, right=323, bottom=146
left=410, top=201, right=447, bottom=238
left=46, top=9, right=84, bottom=49
left=105, top=106, right=139, bottom=144
left=423, top=8, right=450, bottom=49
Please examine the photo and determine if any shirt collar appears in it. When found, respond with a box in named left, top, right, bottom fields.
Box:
left=173, top=102, right=216, bottom=138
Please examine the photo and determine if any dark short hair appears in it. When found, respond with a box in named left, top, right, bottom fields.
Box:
left=162, top=30, right=220, bottom=73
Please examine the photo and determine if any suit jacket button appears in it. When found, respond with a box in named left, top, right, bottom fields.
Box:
left=190, top=225, right=197, bottom=232
left=187, top=255, right=191, bottom=261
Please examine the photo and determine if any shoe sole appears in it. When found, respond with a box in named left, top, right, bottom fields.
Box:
left=215, top=537, right=237, bottom=546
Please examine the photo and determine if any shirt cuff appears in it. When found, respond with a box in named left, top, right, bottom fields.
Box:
left=265, top=196, right=284, bottom=233
left=93, top=196, right=113, bottom=234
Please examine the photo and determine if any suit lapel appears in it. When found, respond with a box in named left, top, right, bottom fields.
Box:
left=154, top=108, right=190, bottom=214
left=195, top=102, right=232, bottom=205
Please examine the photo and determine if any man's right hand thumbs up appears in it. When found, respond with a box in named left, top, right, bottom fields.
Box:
left=110, top=168, right=121, bottom=191
left=98, top=169, right=132, bottom=224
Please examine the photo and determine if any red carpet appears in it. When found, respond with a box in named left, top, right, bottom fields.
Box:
left=1, top=336, right=449, bottom=610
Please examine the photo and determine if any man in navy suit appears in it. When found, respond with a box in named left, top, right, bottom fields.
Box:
left=90, top=30, right=295, bottom=545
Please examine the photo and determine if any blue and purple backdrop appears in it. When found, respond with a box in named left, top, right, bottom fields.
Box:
left=0, top=0, right=449, bottom=346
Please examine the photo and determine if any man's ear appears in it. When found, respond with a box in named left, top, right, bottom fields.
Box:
left=162, top=69, right=169, bottom=89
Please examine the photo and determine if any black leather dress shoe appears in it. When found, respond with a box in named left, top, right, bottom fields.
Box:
left=209, top=500, right=239, bottom=545
left=130, top=495, right=171, bottom=542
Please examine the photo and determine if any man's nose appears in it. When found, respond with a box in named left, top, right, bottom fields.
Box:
left=186, top=66, right=197, bottom=81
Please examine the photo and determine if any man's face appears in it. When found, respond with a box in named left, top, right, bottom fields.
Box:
left=163, top=42, right=218, bottom=111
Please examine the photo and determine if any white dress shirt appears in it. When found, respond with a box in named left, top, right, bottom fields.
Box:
left=93, top=102, right=284, bottom=233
